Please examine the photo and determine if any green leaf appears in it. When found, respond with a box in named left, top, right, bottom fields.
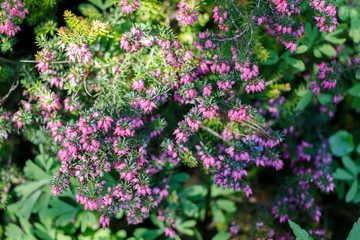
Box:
left=338, top=6, right=352, bottom=21
left=295, top=45, right=308, bottom=54
left=211, top=205, right=225, bottom=223
left=181, top=198, right=199, bottom=217
left=318, top=44, right=337, bottom=57
left=44, top=199, right=80, bottom=226
left=170, top=173, right=190, bottom=183
left=262, top=50, right=278, bottom=65
left=88, top=0, right=113, bottom=11
left=352, top=97, right=360, bottom=112
left=211, top=184, right=235, bottom=197
left=5, top=223, right=27, bottom=240
left=352, top=191, right=360, bottom=203
left=342, top=156, right=358, bottom=176
left=346, top=180, right=358, bottom=203
left=79, top=3, right=102, bottom=18
left=15, top=179, right=49, bottom=198
left=356, top=144, right=360, bottom=154
left=212, top=232, right=231, bottom=240
left=133, top=228, right=163, bottom=240
left=317, top=93, right=332, bottom=105
left=347, top=217, right=360, bottom=240
left=333, top=168, right=354, bottom=180
left=324, top=28, right=346, bottom=44
left=349, top=84, right=360, bottom=97
left=288, top=220, right=313, bottom=240
left=180, top=185, right=207, bottom=197
left=19, top=218, right=34, bottom=238
left=181, top=220, right=197, bottom=228
left=295, top=90, right=312, bottom=111
left=8, top=190, right=42, bottom=220
left=287, top=57, right=305, bottom=72
left=313, top=48, right=322, bottom=58
left=329, top=131, right=355, bottom=157
left=216, top=199, right=237, bottom=213
left=116, top=230, right=127, bottom=239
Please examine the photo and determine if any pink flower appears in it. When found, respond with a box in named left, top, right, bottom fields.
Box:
left=133, top=79, right=145, bottom=91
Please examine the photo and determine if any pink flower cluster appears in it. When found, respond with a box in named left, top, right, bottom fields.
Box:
left=213, top=6, right=229, bottom=32
left=64, top=43, right=92, bottom=65
left=176, top=1, right=199, bottom=26
left=0, top=0, right=28, bottom=37
left=118, top=0, right=140, bottom=14
left=317, top=62, right=337, bottom=89
left=310, top=0, right=338, bottom=32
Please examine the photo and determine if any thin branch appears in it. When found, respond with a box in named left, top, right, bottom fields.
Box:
left=265, top=72, right=286, bottom=86
left=200, top=125, right=229, bottom=143
left=0, top=57, right=17, bottom=64
left=20, top=60, right=71, bottom=64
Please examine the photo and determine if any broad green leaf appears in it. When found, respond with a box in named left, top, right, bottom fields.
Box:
left=171, top=172, right=190, bottom=183
left=79, top=3, right=102, bottom=18
left=347, top=217, right=360, bottom=240
left=8, top=190, right=42, bottom=219
left=19, top=218, right=34, bottom=238
left=211, top=205, right=225, bottom=223
left=346, top=180, right=358, bottom=203
left=353, top=191, right=360, bottom=203
left=181, top=198, right=199, bottom=217
left=318, top=44, right=337, bottom=57
left=176, top=226, right=194, bottom=236
left=349, top=84, right=360, bottom=97
left=287, top=57, right=305, bottom=72
left=329, top=131, right=355, bottom=157
left=5, top=223, right=28, bottom=240
left=338, top=6, right=352, bottom=21
left=216, top=199, right=237, bottom=213
left=313, top=48, right=322, bottom=58
left=352, top=97, right=360, bottom=112
left=211, top=184, right=235, bottom=197
left=212, top=232, right=231, bottom=240
left=357, top=144, right=360, bottom=154
left=180, top=185, right=207, bottom=197
left=15, top=179, right=49, bottom=198
left=262, top=50, right=278, bottom=65
left=295, top=90, right=312, bottom=111
left=150, top=213, right=165, bottom=229
left=356, top=70, right=360, bottom=80
left=324, top=28, right=347, bottom=44
left=295, top=45, right=308, bottom=54
left=116, top=230, right=127, bottom=239
left=44, top=199, right=80, bottom=226
left=181, top=220, right=197, bottom=228
left=34, top=221, right=56, bottom=240
left=342, top=156, right=358, bottom=176
left=350, top=10, right=360, bottom=43
left=89, top=0, right=113, bottom=11
left=317, top=93, right=332, bottom=105
left=133, top=228, right=163, bottom=240
left=333, top=168, right=354, bottom=180
left=288, top=220, right=313, bottom=240
left=33, top=191, right=52, bottom=219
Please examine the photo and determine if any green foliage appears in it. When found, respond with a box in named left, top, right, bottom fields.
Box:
left=288, top=220, right=313, bottom=240
left=329, top=131, right=355, bottom=157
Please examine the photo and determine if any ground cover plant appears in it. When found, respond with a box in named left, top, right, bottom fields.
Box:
left=1, top=0, right=360, bottom=239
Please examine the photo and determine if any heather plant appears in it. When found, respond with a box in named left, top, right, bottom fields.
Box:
left=1, top=0, right=360, bottom=239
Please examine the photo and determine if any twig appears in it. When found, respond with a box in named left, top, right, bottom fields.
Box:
left=0, top=57, right=17, bottom=64
left=20, top=60, right=71, bottom=64
left=200, top=125, right=229, bottom=143
left=265, top=72, right=286, bottom=86
left=2, top=72, right=19, bottom=101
